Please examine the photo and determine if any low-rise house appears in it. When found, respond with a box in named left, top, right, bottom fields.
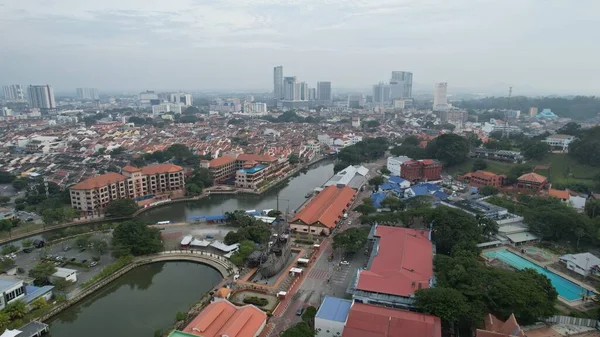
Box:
left=52, top=267, right=77, bottom=283
left=516, top=172, right=548, bottom=192
left=386, top=156, right=411, bottom=176
left=0, top=278, right=26, bottom=310
left=543, top=134, right=575, bottom=152
left=460, top=170, right=504, bottom=188
left=315, top=296, right=352, bottom=337
left=559, top=253, right=600, bottom=277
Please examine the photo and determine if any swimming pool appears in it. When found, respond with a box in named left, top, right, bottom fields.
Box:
left=484, top=249, right=593, bottom=301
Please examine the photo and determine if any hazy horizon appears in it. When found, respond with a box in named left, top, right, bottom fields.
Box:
left=1, top=0, right=599, bottom=95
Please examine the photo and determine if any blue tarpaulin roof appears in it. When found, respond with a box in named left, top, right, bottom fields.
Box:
left=433, top=191, right=450, bottom=200
left=388, top=176, right=407, bottom=184
left=410, top=185, right=430, bottom=196
left=316, top=296, right=352, bottom=322
left=379, top=182, right=397, bottom=191
left=371, top=192, right=387, bottom=208
left=204, top=214, right=226, bottom=221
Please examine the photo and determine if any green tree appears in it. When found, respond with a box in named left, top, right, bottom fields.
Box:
left=585, top=199, right=600, bottom=218
left=0, top=221, right=13, bottom=237
left=267, top=210, right=282, bottom=217
left=354, top=198, right=376, bottom=215
left=91, top=239, right=109, bottom=255
left=183, top=106, right=201, bottom=115
left=522, top=141, right=549, bottom=160
left=52, top=278, right=74, bottom=293
left=426, top=134, right=470, bottom=166
left=229, top=240, right=255, bottom=266
left=506, top=164, right=533, bottom=184
left=105, top=199, right=139, bottom=217
left=28, top=262, right=57, bottom=286
left=380, top=196, right=405, bottom=212
left=428, top=206, right=482, bottom=255
left=288, top=154, right=300, bottom=165
left=478, top=185, right=499, bottom=196
left=31, top=297, right=50, bottom=310
left=368, top=175, right=385, bottom=189
left=333, top=227, right=370, bottom=253
left=12, top=178, right=28, bottom=191
left=188, top=168, right=213, bottom=188
left=472, top=158, right=488, bottom=171
left=301, top=306, right=317, bottom=329
left=111, top=221, right=163, bottom=257
left=414, top=287, right=469, bottom=335
left=0, top=311, right=9, bottom=334
left=402, top=135, right=421, bottom=146
left=380, top=167, right=391, bottom=175
left=0, top=196, right=10, bottom=205
left=3, top=300, right=27, bottom=320
left=0, top=171, right=14, bottom=184
left=186, top=183, right=203, bottom=196
left=557, top=122, right=582, bottom=136
left=280, top=322, right=314, bottom=337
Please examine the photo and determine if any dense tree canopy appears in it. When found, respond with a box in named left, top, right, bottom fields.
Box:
left=457, top=96, right=600, bottom=120
left=28, top=262, right=57, bottom=286
left=105, top=199, right=139, bottom=217
left=332, top=226, right=370, bottom=253
left=472, top=158, right=488, bottom=171
left=425, top=134, right=470, bottom=166
left=570, top=126, right=600, bottom=166
left=111, top=221, right=163, bottom=257
left=280, top=322, right=314, bottom=337
left=337, top=137, right=389, bottom=165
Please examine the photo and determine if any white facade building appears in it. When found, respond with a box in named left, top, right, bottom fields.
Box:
left=351, top=117, right=361, bottom=128
left=28, top=85, right=56, bottom=111
left=274, top=66, right=283, bottom=99
left=2, top=85, right=25, bottom=101
left=243, top=102, right=268, bottom=114
left=283, top=76, right=297, bottom=101
left=433, top=82, right=449, bottom=111
left=543, top=134, right=575, bottom=152
left=559, top=253, right=600, bottom=277
left=52, top=268, right=78, bottom=283
left=387, top=156, right=412, bottom=176
left=169, top=93, right=193, bottom=106
left=317, top=134, right=333, bottom=146
left=76, top=88, right=99, bottom=100
left=0, top=278, right=26, bottom=310
left=152, top=103, right=182, bottom=115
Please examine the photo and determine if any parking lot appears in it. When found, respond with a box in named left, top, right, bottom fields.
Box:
left=6, top=232, right=116, bottom=287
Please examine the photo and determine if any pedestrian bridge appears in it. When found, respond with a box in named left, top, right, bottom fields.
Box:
left=135, top=250, right=238, bottom=277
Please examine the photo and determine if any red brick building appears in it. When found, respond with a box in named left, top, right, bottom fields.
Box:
left=460, top=170, right=504, bottom=188
left=400, top=159, right=442, bottom=182
left=516, top=172, right=548, bottom=192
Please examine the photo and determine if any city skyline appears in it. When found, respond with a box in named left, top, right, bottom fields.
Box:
left=1, top=1, right=599, bottom=94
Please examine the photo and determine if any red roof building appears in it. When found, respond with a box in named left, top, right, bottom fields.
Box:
left=354, top=226, right=433, bottom=308
left=460, top=170, right=504, bottom=188
left=290, top=185, right=356, bottom=236
left=343, top=303, right=441, bottom=337
left=476, top=313, right=525, bottom=337
left=181, top=300, right=267, bottom=337
left=516, top=172, right=548, bottom=192
left=400, top=160, right=442, bottom=182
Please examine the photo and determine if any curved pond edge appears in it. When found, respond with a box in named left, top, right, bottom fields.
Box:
left=37, top=250, right=237, bottom=323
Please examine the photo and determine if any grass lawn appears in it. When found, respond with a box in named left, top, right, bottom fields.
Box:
left=446, top=154, right=600, bottom=189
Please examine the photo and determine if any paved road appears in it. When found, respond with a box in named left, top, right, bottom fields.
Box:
left=270, top=161, right=381, bottom=335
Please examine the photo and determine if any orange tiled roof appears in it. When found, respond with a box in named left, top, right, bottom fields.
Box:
left=517, top=172, right=547, bottom=184
left=70, top=172, right=127, bottom=190
left=122, top=165, right=140, bottom=173
left=209, top=156, right=237, bottom=167
left=237, top=154, right=277, bottom=162
left=183, top=301, right=266, bottom=337
left=549, top=188, right=570, bottom=200
left=291, top=185, right=356, bottom=229
left=476, top=313, right=525, bottom=337
left=140, top=163, right=184, bottom=175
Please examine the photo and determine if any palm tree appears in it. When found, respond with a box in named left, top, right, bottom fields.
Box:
left=5, top=300, right=27, bottom=320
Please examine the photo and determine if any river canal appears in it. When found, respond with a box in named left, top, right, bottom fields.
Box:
left=48, top=262, right=222, bottom=337
left=45, top=161, right=334, bottom=336
left=137, top=160, right=334, bottom=223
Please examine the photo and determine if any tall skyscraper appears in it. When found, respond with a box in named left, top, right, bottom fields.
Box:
left=433, top=82, right=449, bottom=111
left=273, top=66, right=283, bottom=99
left=2, top=85, right=25, bottom=101
left=76, top=88, right=99, bottom=100
left=299, top=82, right=309, bottom=101
left=27, top=85, right=56, bottom=111
left=169, top=93, right=193, bottom=106
left=308, top=88, right=316, bottom=101
left=389, top=71, right=413, bottom=99
left=283, top=76, right=297, bottom=100
left=316, top=82, right=332, bottom=101
left=373, top=82, right=391, bottom=105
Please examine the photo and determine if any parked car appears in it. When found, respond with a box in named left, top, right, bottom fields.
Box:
left=63, top=246, right=71, bottom=251
left=33, top=239, right=45, bottom=248
left=23, top=248, right=32, bottom=253
left=296, top=307, right=304, bottom=316
left=81, top=259, right=87, bottom=264
left=90, top=261, right=98, bottom=267
left=340, top=261, right=350, bottom=266
left=70, top=258, right=76, bottom=262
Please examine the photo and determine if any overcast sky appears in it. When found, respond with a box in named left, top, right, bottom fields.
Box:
left=0, top=0, right=598, bottom=94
